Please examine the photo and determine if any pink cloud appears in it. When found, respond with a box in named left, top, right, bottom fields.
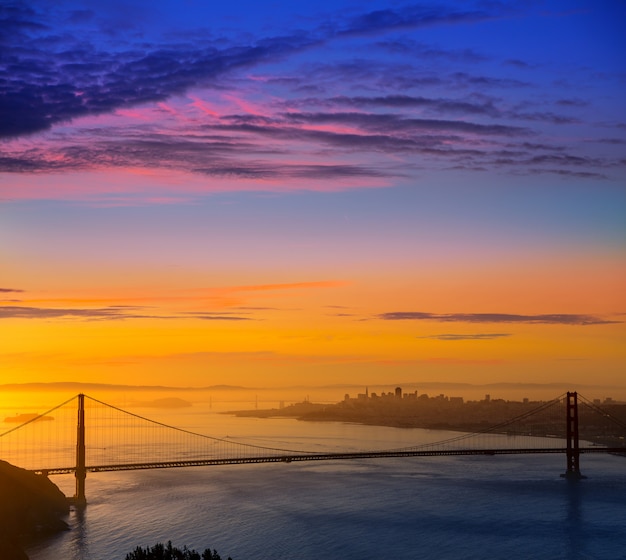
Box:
left=115, top=108, right=152, bottom=120
left=188, top=96, right=221, bottom=118
left=222, top=93, right=266, bottom=116
left=0, top=162, right=391, bottom=204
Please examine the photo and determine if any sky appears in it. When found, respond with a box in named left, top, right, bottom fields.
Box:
left=1, top=0, right=625, bottom=398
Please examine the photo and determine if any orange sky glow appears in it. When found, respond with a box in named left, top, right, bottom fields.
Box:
left=1, top=1, right=625, bottom=406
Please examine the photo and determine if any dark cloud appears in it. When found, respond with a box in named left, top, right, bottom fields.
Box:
left=338, top=5, right=491, bottom=37
left=504, top=59, right=531, bottom=68
left=0, top=2, right=497, bottom=140
left=0, top=288, right=24, bottom=293
left=330, top=313, right=356, bottom=317
left=0, top=3, right=46, bottom=36
left=593, top=138, right=626, bottom=145
left=0, top=126, right=406, bottom=180
left=490, top=152, right=609, bottom=178
left=215, top=116, right=462, bottom=148
left=527, top=153, right=598, bottom=166
left=279, top=111, right=529, bottom=136
left=326, top=95, right=500, bottom=117
left=524, top=168, right=608, bottom=180
left=291, top=164, right=388, bottom=179
left=506, top=111, right=580, bottom=125
left=375, top=40, right=487, bottom=63
left=513, top=142, right=565, bottom=152
left=190, top=315, right=251, bottom=321
left=3, top=115, right=609, bottom=182
left=450, top=72, right=530, bottom=89
left=556, top=98, right=588, bottom=107
left=0, top=3, right=616, bottom=183
left=0, top=306, right=147, bottom=320
left=0, top=305, right=252, bottom=321
left=7, top=116, right=604, bottom=182
left=378, top=312, right=620, bottom=325
left=0, top=2, right=317, bottom=139
left=418, top=333, right=512, bottom=341
left=0, top=153, right=68, bottom=174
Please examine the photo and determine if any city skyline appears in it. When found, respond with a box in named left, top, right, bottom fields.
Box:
left=1, top=0, right=625, bottom=396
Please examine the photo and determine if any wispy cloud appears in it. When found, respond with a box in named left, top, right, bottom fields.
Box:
left=336, top=5, right=493, bottom=37
left=0, top=288, right=24, bottom=293
left=378, top=312, right=620, bottom=326
left=0, top=305, right=252, bottom=321
left=1, top=1, right=623, bottom=195
left=324, top=94, right=500, bottom=116
left=0, top=281, right=347, bottom=321
left=277, top=111, right=530, bottom=136
left=0, top=3, right=494, bottom=139
left=0, top=2, right=316, bottom=139
left=417, top=333, right=512, bottom=341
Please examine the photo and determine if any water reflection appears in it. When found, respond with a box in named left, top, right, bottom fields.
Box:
left=564, top=479, right=584, bottom=559
left=68, top=504, right=90, bottom=559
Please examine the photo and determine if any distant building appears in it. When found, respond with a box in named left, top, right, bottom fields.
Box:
left=395, top=387, right=402, bottom=398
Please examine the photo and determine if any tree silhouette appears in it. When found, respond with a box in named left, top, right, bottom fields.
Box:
left=124, top=540, right=232, bottom=560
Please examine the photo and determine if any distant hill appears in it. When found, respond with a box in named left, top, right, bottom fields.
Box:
left=0, top=382, right=251, bottom=392
left=1, top=380, right=614, bottom=391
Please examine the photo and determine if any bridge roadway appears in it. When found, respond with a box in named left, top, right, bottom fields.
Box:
left=34, top=446, right=625, bottom=476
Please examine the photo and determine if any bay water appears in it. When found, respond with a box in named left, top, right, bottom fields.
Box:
left=22, top=412, right=626, bottom=560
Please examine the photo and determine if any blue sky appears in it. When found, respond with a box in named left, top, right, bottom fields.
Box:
left=1, top=0, right=625, bottom=391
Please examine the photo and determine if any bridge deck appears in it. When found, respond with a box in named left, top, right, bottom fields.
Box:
left=34, top=447, right=625, bottom=476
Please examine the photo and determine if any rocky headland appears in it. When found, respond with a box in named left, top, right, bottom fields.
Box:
left=0, top=460, right=69, bottom=560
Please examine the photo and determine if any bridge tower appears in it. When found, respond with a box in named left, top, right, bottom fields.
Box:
left=562, top=391, right=584, bottom=480
left=74, top=393, right=87, bottom=504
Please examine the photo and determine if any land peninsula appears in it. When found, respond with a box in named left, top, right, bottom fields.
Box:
left=228, top=388, right=626, bottom=446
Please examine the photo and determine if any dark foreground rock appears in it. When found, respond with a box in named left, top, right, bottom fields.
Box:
left=0, top=460, right=69, bottom=560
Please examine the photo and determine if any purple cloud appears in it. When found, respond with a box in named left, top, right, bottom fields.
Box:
left=0, top=306, right=252, bottom=321
left=1, top=1, right=622, bottom=185
left=378, top=312, right=620, bottom=326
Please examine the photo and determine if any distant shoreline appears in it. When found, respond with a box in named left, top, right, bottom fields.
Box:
left=226, top=395, right=626, bottom=448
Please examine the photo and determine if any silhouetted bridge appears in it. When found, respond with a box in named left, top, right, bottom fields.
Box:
left=1, top=392, right=624, bottom=504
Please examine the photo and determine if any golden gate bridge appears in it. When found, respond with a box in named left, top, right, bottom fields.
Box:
left=1, top=392, right=624, bottom=504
